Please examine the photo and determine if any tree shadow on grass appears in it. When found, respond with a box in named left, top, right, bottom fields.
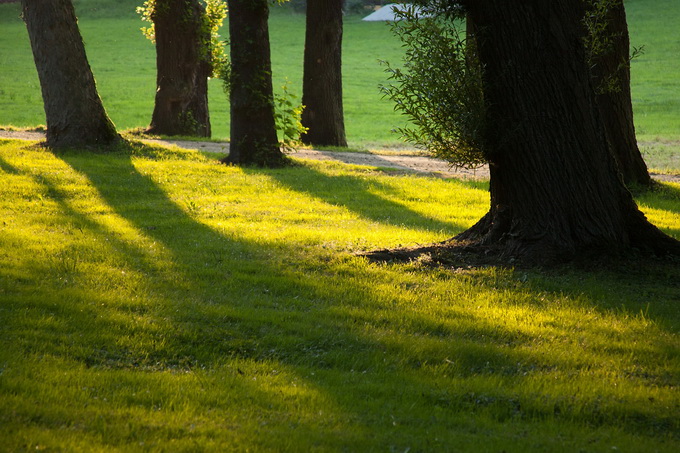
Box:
left=52, top=149, right=477, bottom=368
left=0, top=152, right=211, bottom=368
left=2, top=146, right=677, bottom=449
left=48, top=149, right=520, bottom=448
left=0, top=152, right=21, bottom=175
left=261, top=162, right=469, bottom=235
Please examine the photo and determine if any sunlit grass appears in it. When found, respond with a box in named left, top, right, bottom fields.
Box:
left=1, top=139, right=679, bottom=451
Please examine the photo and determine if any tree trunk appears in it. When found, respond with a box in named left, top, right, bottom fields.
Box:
left=455, top=0, right=678, bottom=263
left=589, top=0, right=651, bottom=187
left=301, top=0, right=347, bottom=147
left=146, top=0, right=211, bottom=137
left=21, top=0, right=121, bottom=148
left=222, top=0, right=286, bottom=167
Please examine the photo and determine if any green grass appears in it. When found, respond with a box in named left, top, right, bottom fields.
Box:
left=626, top=0, right=680, bottom=140
left=1, top=0, right=678, bottom=165
left=1, top=138, right=679, bottom=451
left=0, top=0, right=406, bottom=147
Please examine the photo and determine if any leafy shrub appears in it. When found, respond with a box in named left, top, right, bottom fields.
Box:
left=380, top=5, right=487, bottom=169
left=274, top=80, right=308, bottom=152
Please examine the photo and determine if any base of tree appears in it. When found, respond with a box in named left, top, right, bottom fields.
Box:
left=359, top=210, right=680, bottom=269
left=43, top=132, right=125, bottom=151
left=359, top=238, right=680, bottom=270
left=220, top=152, right=293, bottom=169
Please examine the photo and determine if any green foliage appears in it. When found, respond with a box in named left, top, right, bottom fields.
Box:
left=203, top=0, right=229, bottom=78
left=274, top=79, right=308, bottom=151
left=0, top=140, right=679, bottom=451
left=582, top=0, right=644, bottom=95
left=135, top=0, right=159, bottom=42
left=137, top=0, right=228, bottom=78
left=381, top=6, right=487, bottom=168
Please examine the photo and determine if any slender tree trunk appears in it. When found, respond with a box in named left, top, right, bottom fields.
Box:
left=589, top=0, right=651, bottom=186
left=301, top=0, right=347, bottom=147
left=21, top=0, right=121, bottom=148
left=222, top=0, right=286, bottom=167
left=455, top=0, right=678, bottom=263
left=146, top=0, right=211, bottom=137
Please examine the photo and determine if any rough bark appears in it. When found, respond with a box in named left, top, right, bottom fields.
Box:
left=364, top=0, right=678, bottom=265
left=589, top=0, right=651, bottom=187
left=301, top=0, right=347, bottom=147
left=452, top=0, right=679, bottom=263
left=21, top=0, right=121, bottom=148
left=146, top=0, right=211, bottom=137
left=222, top=0, right=286, bottom=167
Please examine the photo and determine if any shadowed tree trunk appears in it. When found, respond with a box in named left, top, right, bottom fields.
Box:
left=222, top=0, right=286, bottom=167
left=451, top=0, right=679, bottom=263
left=146, top=0, right=212, bottom=137
left=589, top=0, right=651, bottom=187
left=301, top=0, right=347, bottom=147
left=21, top=0, right=121, bottom=148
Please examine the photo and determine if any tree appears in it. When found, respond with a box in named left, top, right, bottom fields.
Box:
left=375, top=0, right=679, bottom=265
left=139, top=0, right=219, bottom=137
left=300, top=0, right=347, bottom=147
left=585, top=0, right=651, bottom=186
left=222, top=0, right=287, bottom=167
left=21, top=0, right=121, bottom=148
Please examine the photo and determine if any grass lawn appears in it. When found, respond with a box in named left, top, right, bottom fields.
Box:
left=0, top=0, right=406, bottom=146
left=1, top=139, right=679, bottom=451
left=1, top=2, right=679, bottom=448
left=0, top=0, right=678, bottom=169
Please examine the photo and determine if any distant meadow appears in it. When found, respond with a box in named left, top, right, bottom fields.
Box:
left=0, top=0, right=678, bottom=170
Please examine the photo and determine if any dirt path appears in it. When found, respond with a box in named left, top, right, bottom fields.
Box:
left=2, top=130, right=678, bottom=183
left=151, top=138, right=490, bottom=180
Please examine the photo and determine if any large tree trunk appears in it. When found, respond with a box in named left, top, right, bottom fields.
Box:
left=222, top=0, right=286, bottom=167
left=454, top=0, right=678, bottom=263
left=21, top=0, right=121, bottom=148
left=146, top=0, right=211, bottom=137
left=589, top=0, right=651, bottom=187
left=301, top=0, right=347, bottom=147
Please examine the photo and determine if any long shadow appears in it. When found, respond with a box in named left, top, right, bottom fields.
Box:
left=56, top=149, right=531, bottom=398
left=0, top=154, right=21, bottom=175
left=55, top=150, right=475, bottom=369
left=55, top=151, right=279, bottom=364
left=263, top=163, right=469, bottom=235
left=3, top=145, right=676, bottom=447
left=0, top=152, right=207, bottom=368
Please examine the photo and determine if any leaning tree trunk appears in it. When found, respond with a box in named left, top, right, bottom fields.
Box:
left=222, top=0, right=286, bottom=167
left=456, top=0, right=679, bottom=263
left=589, top=0, right=651, bottom=187
left=146, top=0, right=211, bottom=137
left=21, top=0, right=121, bottom=148
left=301, top=0, right=347, bottom=147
